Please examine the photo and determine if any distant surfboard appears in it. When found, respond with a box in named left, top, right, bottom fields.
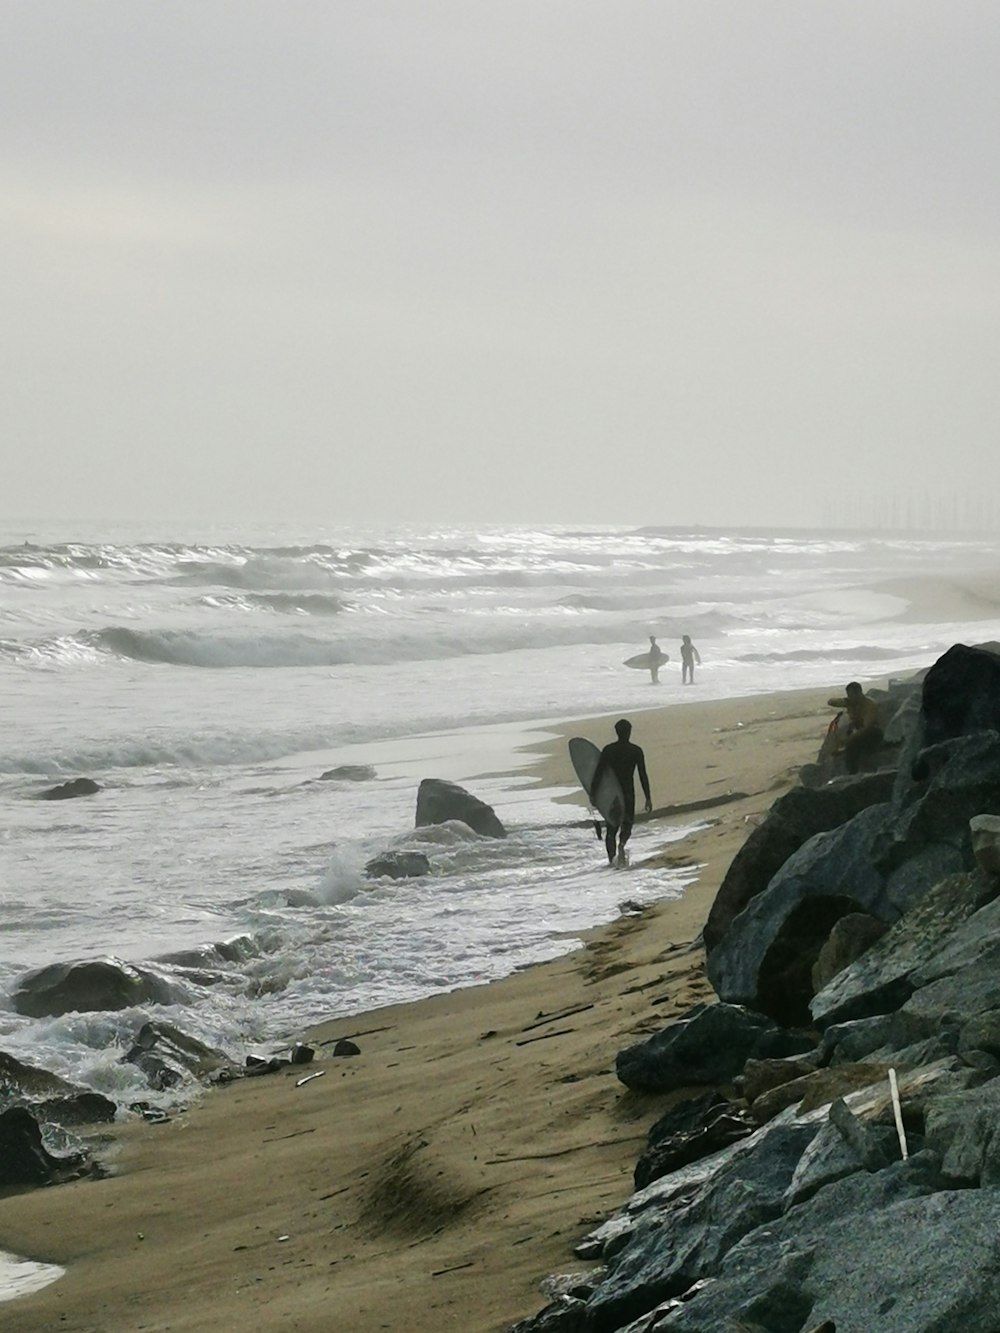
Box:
left=568, top=737, right=625, bottom=825
left=624, top=650, right=668, bottom=670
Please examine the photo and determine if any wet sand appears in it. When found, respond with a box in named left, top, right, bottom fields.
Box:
left=0, top=685, right=829, bottom=1332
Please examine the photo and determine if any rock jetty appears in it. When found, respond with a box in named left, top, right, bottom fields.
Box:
left=511, top=643, right=1000, bottom=1333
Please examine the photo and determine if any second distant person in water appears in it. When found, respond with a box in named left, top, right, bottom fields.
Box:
left=590, top=718, right=652, bottom=867
left=680, top=635, right=701, bottom=685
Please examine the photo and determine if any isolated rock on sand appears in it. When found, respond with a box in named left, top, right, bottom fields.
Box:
left=415, top=778, right=506, bottom=838
left=35, top=777, right=100, bottom=800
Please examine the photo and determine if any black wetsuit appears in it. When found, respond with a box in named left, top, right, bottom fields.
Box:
left=591, top=739, right=651, bottom=862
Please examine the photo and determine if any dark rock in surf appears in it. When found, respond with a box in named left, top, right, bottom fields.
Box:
left=245, top=1055, right=288, bottom=1076
left=0, top=1050, right=116, bottom=1127
left=36, top=777, right=100, bottom=801
left=364, top=850, right=431, bottom=880
left=12, top=957, right=187, bottom=1019
left=333, top=1038, right=360, bottom=1058
left=123, top=1020, right=235, bottom=1091
left=415, top=778, right=507, bottom=838
left=320, top=764, right=377, bottom=782
left=0, top=1106, right=89, bottom=1187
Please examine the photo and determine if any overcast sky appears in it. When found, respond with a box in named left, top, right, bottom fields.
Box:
left=3, top=3, right=999, bottom=531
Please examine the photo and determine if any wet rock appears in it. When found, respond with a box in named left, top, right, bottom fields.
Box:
left=320, top=764, right=376, bottom=781
left=0, top=1051, right=116, bottom=1127
left=0, top=1049, right=82, bottom=1100
left=0, top=1107, right=89, bottom=1187
left=415, top=778, right=507, bottom=838
left=290, top=1042, right=314, bottom=1065
left=35, top=777, right=100, bottom=800
left=245, top=1055, right=289, bottom=1076
left=35, top=1091, right=117, bottom=1126
left=364, top=850, right=431, bottom=880
left=12, top=957, right=188, bottom=1018
left=616, top=1003, right=813, bottom=1094
left=123, top=1020, right=235, bottom=1091
left=333, top=1038, right=360, bottom=1057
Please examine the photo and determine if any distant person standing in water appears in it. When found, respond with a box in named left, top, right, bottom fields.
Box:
left=590, top=718, right=652, bottom=867
left=680, top=635, right=701, bottom=685
left=647, top=635, right=666, bottom=684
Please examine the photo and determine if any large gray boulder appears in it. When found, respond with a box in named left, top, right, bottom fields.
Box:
left=706, top=805, right=890, bottom=1024
left=415, top=779, right=506, bottom=838
left=703, top=772, right=895, bottom=955
left=644, top=1169, right=1000, bottom=1333
left=583, top=1123, right=818, bottom=1332
left=878, top=730, right=1000, bottom=877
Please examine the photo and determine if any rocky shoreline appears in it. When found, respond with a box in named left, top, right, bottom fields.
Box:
left=509, top=643, right=1000, bottom=1333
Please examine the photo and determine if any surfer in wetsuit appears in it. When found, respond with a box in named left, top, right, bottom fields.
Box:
left=648, top=636, right=666, bottom=684
left=590, top=718, right=652, bottom=867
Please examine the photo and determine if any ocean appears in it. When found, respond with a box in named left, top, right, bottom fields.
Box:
left=2, top=520, right=999, bottom=1113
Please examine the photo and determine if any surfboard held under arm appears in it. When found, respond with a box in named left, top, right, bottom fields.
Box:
left=568, top=737, right=625, bottom=826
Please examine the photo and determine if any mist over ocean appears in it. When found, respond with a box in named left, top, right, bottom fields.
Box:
left=3, top=520, right=999, bottom=1111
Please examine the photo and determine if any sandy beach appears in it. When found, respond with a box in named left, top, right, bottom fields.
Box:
left=0, top=686, right=831, bottom=1332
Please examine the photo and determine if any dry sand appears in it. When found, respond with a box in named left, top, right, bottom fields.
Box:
left=0, top=686, right=830, bottom=1332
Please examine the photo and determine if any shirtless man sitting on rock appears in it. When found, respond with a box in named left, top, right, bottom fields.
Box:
left=827, top=681, right=884, bottom=774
